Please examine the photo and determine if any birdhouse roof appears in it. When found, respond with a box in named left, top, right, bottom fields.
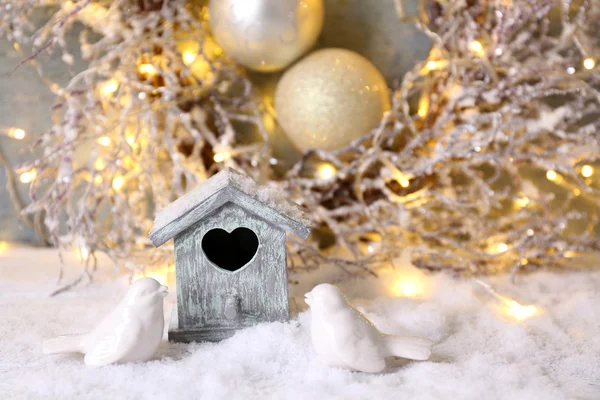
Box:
left=149, top=168, right=311, bottom=247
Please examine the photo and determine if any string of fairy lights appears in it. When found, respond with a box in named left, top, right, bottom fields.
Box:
left=0, top=236, right=539, bottom=322
left=0, top=0, right=599, bottom=299
left=1, top=58, right=599, bottom=245
left=1, top=32, right=598, bottom=232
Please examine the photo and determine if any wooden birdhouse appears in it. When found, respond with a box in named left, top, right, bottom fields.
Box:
left=149, top=168, right=311, bottom=343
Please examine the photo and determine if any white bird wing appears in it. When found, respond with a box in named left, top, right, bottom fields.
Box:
left=329, top=308, right=386, bottom=373
left=84, top=319, right=141, bottom=367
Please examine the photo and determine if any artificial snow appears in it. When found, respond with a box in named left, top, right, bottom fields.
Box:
left=1, top=247, right=599, bottom=399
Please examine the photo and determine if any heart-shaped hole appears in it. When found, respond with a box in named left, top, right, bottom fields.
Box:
left=201, top=227, right=259, bottom=272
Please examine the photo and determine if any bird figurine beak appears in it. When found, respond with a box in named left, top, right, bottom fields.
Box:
left=304, top=291, right=313, bottom=306
left=159, top=285, right=169, bottom=297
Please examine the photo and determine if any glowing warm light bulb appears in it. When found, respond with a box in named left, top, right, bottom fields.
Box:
left=496, top=243, right=509, bottom=253
left=392, top=278, right=424, bottom=298
left=203, top=37, right=223, bottom=58
left=213, top=152, right=231, bottom=163
left=79, top=247, right=89, bottom=261
left=9, top=128, right=26, bottom=140
left=126, top=135, right=136, bottom=145
left=138, top=63, right=156, bottom=76
left=112, top=176, right=125, bottom=191
left=417, top=95, right=429, bottom=117
left=477, top=280, right=539, bottom=321
left=564, top=250, right=576, bottom=258
left=366, top=242, right=378, bottom=254
left=581, top=164, right=593, bottom=178
left=394, top=171, right=410, bottom=188
left=502, top=298, right=537, bottom=321
left=515, top=197, right=529, bottom=208
left=20, top=170, right=36, bottom=183
left=316, top=163, right=337, bottom=180
left=94, top=175, right=103, bottom=185
left=94, top=158, right=106, bottom=170
left=100, top=79, right=119, bottom=96
left=262, top=111, right=276, bottom=133
left=424, top=60, right=448, bottom=72
left=546, top=170, right=558, bottom=181
left=190, top=58, right=212, bottom=80
left=0, top=241, right=8, bottom=253
left=489, top=242, right=509, bottom=254
left=98, top=136, right=111, bottom=147
left=469, top=40, right=485, bottom=57
left=182, top=50, right=197, bottom=66
left=583, top=58, right=595, bottom=70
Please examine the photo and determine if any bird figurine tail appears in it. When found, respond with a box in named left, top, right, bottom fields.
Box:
left=42, top=335, right=84, bottom=355
left=383, top=335, right=433, bottom=361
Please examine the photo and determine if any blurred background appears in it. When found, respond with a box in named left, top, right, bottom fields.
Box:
left=1, top=0, right=598, bottom=277
left=0, top=0, right=429, bottom=244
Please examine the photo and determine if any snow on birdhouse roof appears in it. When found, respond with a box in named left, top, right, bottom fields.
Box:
left=149, top=168, right=311, bottom=247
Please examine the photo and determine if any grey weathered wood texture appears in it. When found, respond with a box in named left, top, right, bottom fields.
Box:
left=149, top=168, right=311, bottom=343
left=170, top=203, right=288, bottom=342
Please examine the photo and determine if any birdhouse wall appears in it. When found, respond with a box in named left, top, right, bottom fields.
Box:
left=173, top=202, right=289, bottom=333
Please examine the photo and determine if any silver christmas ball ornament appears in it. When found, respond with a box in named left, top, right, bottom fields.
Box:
left=209, top=0, right=324, bottom=72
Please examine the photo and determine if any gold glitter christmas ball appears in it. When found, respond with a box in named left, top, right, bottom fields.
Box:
left=275, top=48, right=390, bottom=152
left=209, top=0, right=324, bottom=72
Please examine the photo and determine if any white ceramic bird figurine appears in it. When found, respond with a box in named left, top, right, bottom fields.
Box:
left=305, top=283, right=433, bottom=373
left=43, top=277, right=168, bottom=366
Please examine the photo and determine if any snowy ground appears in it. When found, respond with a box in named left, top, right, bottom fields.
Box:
left=1, top=246, right=599, bottom=400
